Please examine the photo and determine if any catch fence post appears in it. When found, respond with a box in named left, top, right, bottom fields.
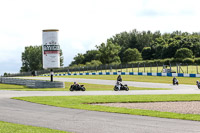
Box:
left=179, top=63, right=181, bottom=73
left=138, top=63, right=140, bottom=72
left=132, top=64, right=133, bottom=73
left=157, top=63, right=158, bottom=73
left=150, top=64, right=152, bottom=73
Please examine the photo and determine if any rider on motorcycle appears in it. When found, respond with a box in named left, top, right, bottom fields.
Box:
left=70, top=82, right=86, bottom=91
left=196, top=80, right=200, bottom=89
left=116, top=81, right=121, bottom=90
left=117, top=75, right=122, bottom=90
left=117, top=75, right=122, bottom=82
left=172, top=77, right=178, bottom=85
left=74, top=82, right=79, bottom=85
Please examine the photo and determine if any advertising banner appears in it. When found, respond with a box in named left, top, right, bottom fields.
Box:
left=42, top=29, right=60, bottom=69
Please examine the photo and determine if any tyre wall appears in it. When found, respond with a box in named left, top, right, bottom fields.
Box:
left=0, top=77, right=65, bottom=88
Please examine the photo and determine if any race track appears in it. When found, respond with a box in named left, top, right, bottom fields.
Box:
left=1, top=77, right=200, bottom=133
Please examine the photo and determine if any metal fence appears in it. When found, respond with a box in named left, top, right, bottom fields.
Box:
left=3, top=63, right=200, bottom=77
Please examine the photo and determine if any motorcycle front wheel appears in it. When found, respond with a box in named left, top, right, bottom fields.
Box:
left=81, top=87, right=86, bottom=91
left=114, top=86, right=119, bottom=91
left=70, top=87, right=74, bottom=91
left=125, top=87, right=129, bottom=91
left=198, top=85, right=200, bottom=89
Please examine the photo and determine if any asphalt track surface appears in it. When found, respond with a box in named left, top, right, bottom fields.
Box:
left=1, top=77, right=200, bottom=133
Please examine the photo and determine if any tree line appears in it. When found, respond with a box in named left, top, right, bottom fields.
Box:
left=20, top=46, right=64, bottom=72
left=19, top=29, right=200, bottom=73
left=70, top=29, right=200, bottom=67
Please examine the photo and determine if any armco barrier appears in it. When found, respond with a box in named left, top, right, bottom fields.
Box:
left=0, top=77, right=65, bottom=88
left=42, top=72, right=200, bottom=78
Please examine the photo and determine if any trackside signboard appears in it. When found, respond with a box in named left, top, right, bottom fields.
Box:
left=42, top=29, right=60, bottom=69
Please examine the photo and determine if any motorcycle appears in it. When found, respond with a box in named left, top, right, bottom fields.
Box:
left=114, top=81, right=129, bottom=91
left=173, top=79, right=179, bottom=85
left=70, top=84, right=86, bottom=91
left=196, top=81, right=200, bottom=89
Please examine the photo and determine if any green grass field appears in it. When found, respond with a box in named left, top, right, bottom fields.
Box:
left=57, top=75, right=198, bottom=85
left=0, top=82, right=170, bottom=91
left=53, top=65, right=200, bottom=74
left=14, top=94, right=200, bottom=121
left=0, top=121, right=68, bottom=133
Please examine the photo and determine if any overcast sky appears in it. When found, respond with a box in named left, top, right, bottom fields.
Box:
left=0, top=0, right=200, bottom=75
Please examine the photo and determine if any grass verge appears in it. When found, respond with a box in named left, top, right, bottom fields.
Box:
left=14, top=94, right=200, bottom=121
left=0, top=83, right=170, bottom=91
left=58, top=75, right=199, bottom=85
left=0, top=121, right=68, bottom=133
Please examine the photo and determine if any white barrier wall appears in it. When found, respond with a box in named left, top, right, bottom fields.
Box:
left=0, top=77, right=65, bottom=88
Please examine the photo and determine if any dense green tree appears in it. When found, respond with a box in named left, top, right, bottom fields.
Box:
left=20, top=46, right=42, bottom=72
left=69, top=29, right=200, bottom=66
left=70, top=50, right=100, bottom=66
left=123, top=48, right=142, bottom=63
left=150, top=36, right=167, bottom=59
left=109, top=29, right=157, bottom=51
left=134, top=31, right=152, bottom=51
left=142, top=47, right=152, bottom=60
left=85, top=60, right=102, bottom=66
left=20, top=45, right=63, bottom=72
left=175, top=48, right=193, bottom=59
left=3, top=72, right=10, bottom=76
left=70, top=53, right=84, bottom=65
left=191, top=42, right=200, bottom=57
left=83, top=50, right=100, bottom=63
left=152, top=44, right=163, bottom=59
left=96, top=41, right=121, bottom=64
left=161, top=41, right=181, bottom=58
